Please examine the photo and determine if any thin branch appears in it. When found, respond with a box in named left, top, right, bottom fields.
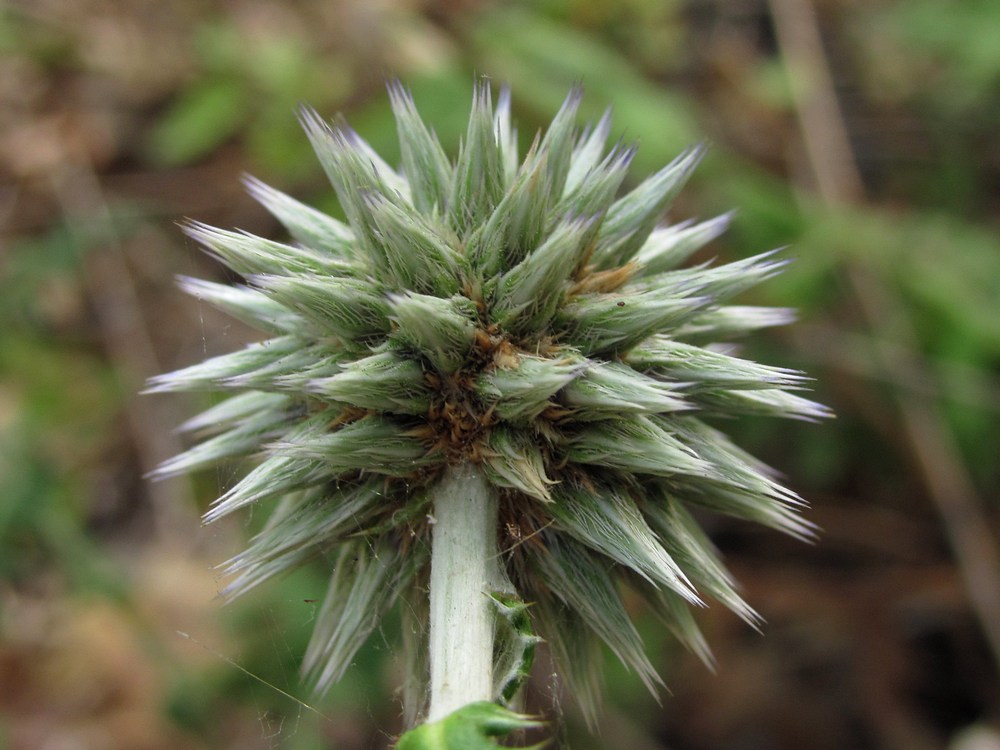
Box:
left=768, top=0, right=864, bottom=206
left=769, top=0, right=1000, bottom=670
left=51, top=161, right=200, bottom=549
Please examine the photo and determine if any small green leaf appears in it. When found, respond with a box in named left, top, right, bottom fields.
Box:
left=389, top=80, right=453, bottom=215
left=150, top=398, right=294, bottom=478
left=388, top=293, right=479, bottom=373
left=565, top=415, right=714, bottom=481
left=221, top=480, right=388, bottom=599
left=489, top=592, right=542, bottom=705
left=592, top=145, right=705, bottom=268
left=148, top=79, right=249, bottom=165
left=179, top=391, right=290, bottom=434
left=185, top=222, right=355, bottom=277
left=310, top=348, right=432, bottom=414
left=628, top=335, right=809, bottom=392
left=273, top=414, right=437, bottom=476
left=563, top=108, right=612, bottom=196
left=252, top=274, right=390, bottom=341
left=396, top=702, right=545, bottom=750
left=527, top=593, right=604, bottom=727
left=674, top=305, right=796, bottom=340
left=633, top=214, right=732, bottom=276
left=548, top=481, right=700, bottom=601
left=244, top=175, right=358, bottom=259
left=491, top=216, right=595, bottom=331
left=480, top=426, right=555, bottom=503
left=305, top=537, right=426, bottom=693
left=475, top=353, right=584, bottom=423
left=176, top=277, right=304, bottom=335
left=144, top=335, right=303, bottom=393
left=449, top=81, right=505, bottom=235
left=560, top=360, right=689, bottom=419
left=532, top=535, right=662, bottom=695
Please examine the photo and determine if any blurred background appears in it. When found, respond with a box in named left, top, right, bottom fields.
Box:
left=2, top=0, right=999, bottom=748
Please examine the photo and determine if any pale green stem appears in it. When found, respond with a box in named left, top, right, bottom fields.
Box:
left=427, top=462, right=500, bottom=720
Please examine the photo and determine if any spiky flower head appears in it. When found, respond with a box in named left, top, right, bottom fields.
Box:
left=150, top=81, right=827, bottom=724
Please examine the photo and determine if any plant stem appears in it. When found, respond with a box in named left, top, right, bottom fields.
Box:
left=427, top=462, right=499, bottom=721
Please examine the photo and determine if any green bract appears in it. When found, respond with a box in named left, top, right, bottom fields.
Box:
left=150, top=81, right=827, bottom=726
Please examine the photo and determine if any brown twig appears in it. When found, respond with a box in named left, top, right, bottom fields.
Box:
left=768, top=0, right=1000, bottom=673
left=50, top=160, right=200, bottom=549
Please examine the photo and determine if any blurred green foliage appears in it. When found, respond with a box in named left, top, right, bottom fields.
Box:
left=148, top=19, right=354, bottom=174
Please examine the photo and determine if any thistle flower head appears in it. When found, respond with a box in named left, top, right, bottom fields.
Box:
left=151, top=81, right=827, bottom=723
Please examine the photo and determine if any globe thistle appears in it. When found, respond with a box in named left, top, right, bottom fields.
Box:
left=150, top=81, right=827, bottom=739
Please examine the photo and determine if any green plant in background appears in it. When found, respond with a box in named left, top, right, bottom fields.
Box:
left=147, top=19, right=353, bottom=175
left=149, top=81, right=826, bottom=746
